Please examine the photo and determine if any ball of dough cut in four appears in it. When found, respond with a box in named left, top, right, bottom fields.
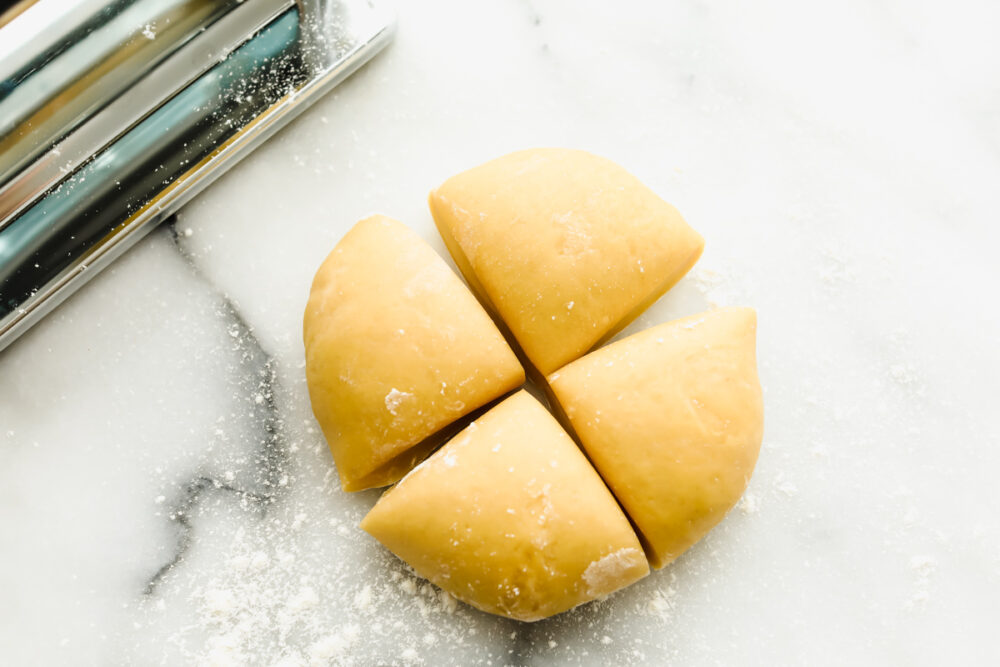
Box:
left=361, top=391, right=650, bottom=622
left=303, top=215, right=524, bottom=492
left=304, top=152, right=762, bottom=622
left=548, top=307, right=764, bottom=569
left=429, top=148, right=705, bottom=376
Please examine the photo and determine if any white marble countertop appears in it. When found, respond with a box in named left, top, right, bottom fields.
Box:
left=3, top=0, right=999, bottom=664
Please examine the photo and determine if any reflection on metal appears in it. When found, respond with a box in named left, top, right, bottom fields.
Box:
left=0, top=0, right=394, bottom=351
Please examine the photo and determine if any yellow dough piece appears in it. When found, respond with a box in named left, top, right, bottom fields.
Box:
left=360, top=391, right=649, bottom=621
left=429, top=148, right=705, bottom=376
left=303, top=215, right=524, bottom=492
left=548, top=308, right=764, bottom=569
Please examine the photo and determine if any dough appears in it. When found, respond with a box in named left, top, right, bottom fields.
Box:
left=548, top=308, right=764, bottom=568
left=360, top=391, right=649, bottom=621
left=429, top=148, right=704, bottom=376
left=303, top=215, right=524, bottom=492
left=302, top=153, right=764, bottom=621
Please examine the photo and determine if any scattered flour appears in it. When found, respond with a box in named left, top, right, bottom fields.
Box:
left=691, top=264, right=750, bottom=307
left=737, top=492, right=760, bottom=515
left=399, top=578, right=418, bottom=596
left=385, top=388, right=413, bottom=416
left=307, top=625, right=359, bottom=665
left=287, top=586, right=319, bottom=612
left=353, top=584, right=373, bottom=611
left=817, top=245, right=858, bottom=287
left=907, top=555, right=936, bottom=610
left=438, top=590, right=458, bottom=615
left=583, top=548, right=644, bottom=597
left=645, top=573, right=680, bottom=618
left=203, top=588, right=237, bottom=620
left=146, top=518, right=478, bottom=666
left=773, top=474, right=799, bottom=498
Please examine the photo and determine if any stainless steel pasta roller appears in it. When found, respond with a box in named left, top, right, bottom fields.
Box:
left=0, top=0, right=394, bottom=351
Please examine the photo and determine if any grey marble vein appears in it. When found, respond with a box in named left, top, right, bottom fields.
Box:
left=140, top=218, right=290, bottom=596
left=143, top=475, right=270, bottom=596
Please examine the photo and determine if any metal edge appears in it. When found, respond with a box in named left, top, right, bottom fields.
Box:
left=0, top=13, right=394, bottom=353
left=0, top=0, right=296, bottom=228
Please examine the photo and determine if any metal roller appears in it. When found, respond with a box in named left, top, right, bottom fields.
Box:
left=0, top=0, right=394, bottom=351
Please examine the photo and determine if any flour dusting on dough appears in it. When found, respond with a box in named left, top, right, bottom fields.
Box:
left=583, top=547, right=644, bottom=597
left=385, top=388, right=413, bottom=415
left=403, top=262, right=450, bottom=298
left=553, top=211, right=593, bottom=254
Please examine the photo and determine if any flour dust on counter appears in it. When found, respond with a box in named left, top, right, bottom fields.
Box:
left=139, top=222, right=291, bottom=597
